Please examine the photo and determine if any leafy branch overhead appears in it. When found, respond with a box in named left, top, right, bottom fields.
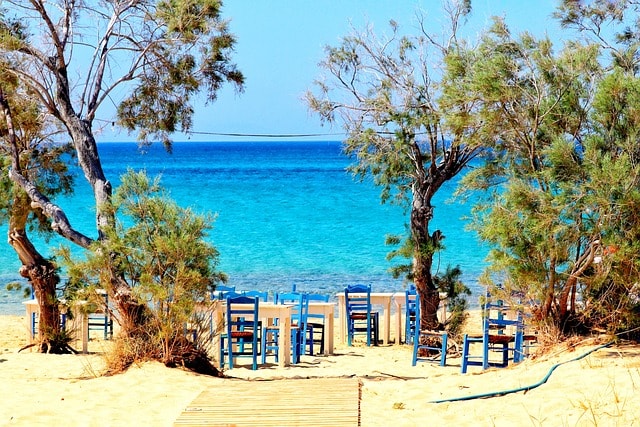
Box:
left=307, top=3, right=481, bottom=332
left=0, top=0, right=241, bottom=367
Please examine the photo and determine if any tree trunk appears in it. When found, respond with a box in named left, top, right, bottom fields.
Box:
left=63, top=114, right=149, bottom=337
left=8, top=226, right=68, bottom=353
left=411, top=189, right=442, bottom=331
left=1, top=87, right=68, bottom=353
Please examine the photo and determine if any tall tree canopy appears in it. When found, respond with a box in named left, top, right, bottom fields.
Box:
left=0, top=64, right=76, bottom=352
left=460, top=0, right=640, bottom=336
left=0, top=0, right=243, bottom=362
left=307, top=1, right=484, bottom=331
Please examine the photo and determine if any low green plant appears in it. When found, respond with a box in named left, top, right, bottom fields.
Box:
left=61, top=170, right=226, bottom=375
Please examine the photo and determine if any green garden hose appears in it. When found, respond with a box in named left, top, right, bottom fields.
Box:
left=431, top=341, right=614, bottom=403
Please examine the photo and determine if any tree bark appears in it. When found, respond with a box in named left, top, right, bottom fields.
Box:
left=8, top=207, right=67, bottom=353
left=58, top=101, right=149, bottom=337
left=411, top=188, right=442, bottom=331
left=1, top=87, right=68, bottom=353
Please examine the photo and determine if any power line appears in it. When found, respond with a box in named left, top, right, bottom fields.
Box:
left=189, top=131, right=345, bottom=138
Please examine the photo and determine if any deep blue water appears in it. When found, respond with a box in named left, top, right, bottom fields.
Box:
left=0, top=141, right=488, bottom=314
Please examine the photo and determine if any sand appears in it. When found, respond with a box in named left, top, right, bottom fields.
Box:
left=1, top=314, right=639, bottom=426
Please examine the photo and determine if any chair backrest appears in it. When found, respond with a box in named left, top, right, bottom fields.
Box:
left=215, top=284, right=236, bottom=300
left=225, top=295, right=259, bottom=335
left=482, top=292, right=524, bottom=337
left=345, top=284, right=372, bottom=316
left=305, top=293, right=330, bottom=322
left=276, top=292, right=309, bottom=329
left=305, top=293, right=330, bottom=303
left=243, top=290, right=269, bottom=302
left=405, top=287, right=417, bottom=316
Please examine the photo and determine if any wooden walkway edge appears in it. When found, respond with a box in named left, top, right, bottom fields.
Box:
left=174, top=377, right=361, bottom=427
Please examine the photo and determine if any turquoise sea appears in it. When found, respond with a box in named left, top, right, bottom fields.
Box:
left=0, top=141, right=488, bottom=314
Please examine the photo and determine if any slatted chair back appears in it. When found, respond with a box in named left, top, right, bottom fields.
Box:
left=404, top=286, right=418, bottom=344
left=214, top=284, right=236, bottom=300
left=304, top=293, right=330, bottom=355
left=243, top=290, right=269, bottom=302
left=220, top=295, right=260, bottom=370
left=345, top=284, right=378, bottom=346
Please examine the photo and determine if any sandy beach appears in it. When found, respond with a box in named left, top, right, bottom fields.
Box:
left=1, top=314, right=639, bottom=426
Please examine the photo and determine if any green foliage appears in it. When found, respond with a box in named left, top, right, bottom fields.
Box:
left=62, top=170, right=226, bottom=366
left=0, top=58, right=75, bottom=237
left=307, top=5, right=484, bottom=331
left=460, top=4, right=640, bottom=336
left=433, top=265, right=471, bottom=339
left=118, top=0, right=244, bottom=146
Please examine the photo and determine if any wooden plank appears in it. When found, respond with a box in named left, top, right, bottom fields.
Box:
left=174, top=377, right=361, bottom=427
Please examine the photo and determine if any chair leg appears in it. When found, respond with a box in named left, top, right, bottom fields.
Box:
left=411, top=333, right=419, bottom=366
left=482, top=335, right=489, bottom=370
left=251, top=340, right=258, bottom=370
left=461, top=334, right=470, bottom=374
left=440, top=333, right=448, bottom=367
left=372, top=314, right=379, bottom=346
left=306, top=325, right=314, bottom=356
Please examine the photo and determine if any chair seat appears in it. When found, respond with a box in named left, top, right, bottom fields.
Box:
left=465, top=334, right=516, bottom=345
left=350, top=312, right=375, bottom=320
left=230, top=331, right=255, bottom=339
left=488, top=334, right=515, bottom=344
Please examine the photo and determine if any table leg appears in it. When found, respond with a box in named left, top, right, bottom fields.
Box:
left=324, top=307, right=334, bottom=355
left=382, top=301, right=391, bottom=345
left=26, top=306, right=36, bottom=345
left=278, top=316, right=291, bottom=367
left=338, top=295, right=346, bottom=345
left=394, top=299, right=403, bottom=345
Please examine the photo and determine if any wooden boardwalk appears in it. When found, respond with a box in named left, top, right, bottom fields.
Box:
left=174, top=377, right=361, bottom=426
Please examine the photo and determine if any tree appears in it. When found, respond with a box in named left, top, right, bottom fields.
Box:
left=454, top=18, right=599, bottom=328
left=306, top=1, right=483, bottom=331
left=460, top=1, right=640, bottom=335
left=0, top=65, right=76, bottom=353
left=0, top=0, right=242, bottom=362
left=62, top=170, right=226, bottom=374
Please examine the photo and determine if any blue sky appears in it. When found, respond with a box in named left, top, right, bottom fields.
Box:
left=101, top=0, right=563, bottom=143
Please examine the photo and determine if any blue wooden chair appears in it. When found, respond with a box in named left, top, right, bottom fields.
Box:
left=261, top=292, right=307, bottom=364
left=243, top=290, right=269, bottom=302
left=88, top=290, right=113, bottom=340
left=305, top=293, right=329, bottom=355
left=411, top=298, right=448, bottom=366
left=214, top=284, right=236, bottom=300
left=345, top=284, right=379, bottom=346
left=404, top=285, right=418, bottom=345
left=219, top=295, right=260, bottom=370
left=460, top=295, right=525, bottom=373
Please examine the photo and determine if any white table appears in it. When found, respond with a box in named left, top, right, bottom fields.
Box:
left=307, top=302, right=336, bottom=355
left=336, top=292, right=405, bottom=345
left=23, top=299, right=89, bottom=353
